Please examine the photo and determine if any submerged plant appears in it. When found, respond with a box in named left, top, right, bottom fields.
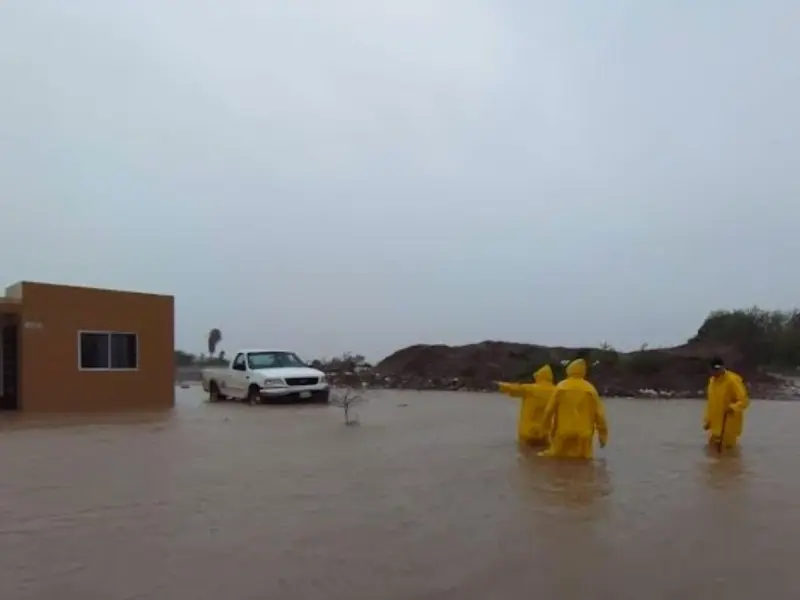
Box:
left=330, top=388, right=367, bottom=426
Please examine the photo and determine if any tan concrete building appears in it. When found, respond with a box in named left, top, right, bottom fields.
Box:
left=0, top=281, right=174, bottom=412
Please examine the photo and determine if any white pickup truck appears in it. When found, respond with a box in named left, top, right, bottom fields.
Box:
left=201, top=348, right=329, bottom=405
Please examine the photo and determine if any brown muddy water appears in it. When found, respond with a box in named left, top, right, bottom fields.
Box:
left=0, top=389, right=798, bottom=599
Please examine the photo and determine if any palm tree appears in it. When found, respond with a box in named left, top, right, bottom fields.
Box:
left=207, top=328, right=222, bottom=358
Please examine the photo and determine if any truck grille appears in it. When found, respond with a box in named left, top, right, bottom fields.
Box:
left=286, top=377, right=319, bottom=386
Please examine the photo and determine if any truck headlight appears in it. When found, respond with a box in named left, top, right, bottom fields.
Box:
left=262, top=378, right=285, bottom=388
left=318, top=374, right=327, bottom=384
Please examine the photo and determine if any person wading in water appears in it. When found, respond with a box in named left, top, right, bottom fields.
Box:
left=704, top=356, right=749, bottom=452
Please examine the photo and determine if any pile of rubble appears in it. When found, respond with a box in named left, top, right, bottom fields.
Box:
left=353, top=340, right=795, bottom=399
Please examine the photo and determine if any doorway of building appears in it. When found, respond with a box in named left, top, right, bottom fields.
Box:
left=0, top=322, right=19, bottom=410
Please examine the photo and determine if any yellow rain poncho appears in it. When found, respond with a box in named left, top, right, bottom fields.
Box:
left=704, top=369, right=749, bottom=449
left=497, top=365, right=556, bottom=445
left=539, top=359, right=608, bottom=459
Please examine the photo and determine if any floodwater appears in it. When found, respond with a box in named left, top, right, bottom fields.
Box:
left=1, top=390, right=799, bottom=599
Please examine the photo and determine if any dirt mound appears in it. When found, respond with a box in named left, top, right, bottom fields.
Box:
left=374, top=340, right=785, bottom=398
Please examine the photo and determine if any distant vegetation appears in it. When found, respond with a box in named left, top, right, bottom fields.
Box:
left=207, top=328, right=222, bottom=357
left=174, top=307, right=800, bottom=383
left=691, top=307, right=800, bottom=369
left=174, top=349, right=227, bottom=367
left=530, top=307, right=800, bottom=374
left=308, top=353, right=372, bottom=373
left=174, top=327, right=227, bottom=367
left=173, top=346, right=373, bottom=372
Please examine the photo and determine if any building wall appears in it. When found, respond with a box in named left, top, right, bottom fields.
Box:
left=15, top=282, right=174, bottom=412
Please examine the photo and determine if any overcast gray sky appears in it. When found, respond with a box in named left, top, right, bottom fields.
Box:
left=1, top=1, right=798, bottom=360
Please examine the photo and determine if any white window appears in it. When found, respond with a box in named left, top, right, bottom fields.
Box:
left=78, top=331, right=138, bottom=371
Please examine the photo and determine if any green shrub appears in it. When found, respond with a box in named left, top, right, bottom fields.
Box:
left=692, top=307, right=800, bottom=368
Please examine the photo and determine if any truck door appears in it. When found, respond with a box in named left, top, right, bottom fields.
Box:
left=228, top=353, right=249, bottom=398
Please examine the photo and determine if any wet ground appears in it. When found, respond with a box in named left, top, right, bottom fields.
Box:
left=1, top=389, right=799, bottom=599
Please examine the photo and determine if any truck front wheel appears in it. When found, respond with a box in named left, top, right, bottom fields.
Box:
left=246, top=385, right=261, bottom=406
left=314, top=390, right=330, bottom=404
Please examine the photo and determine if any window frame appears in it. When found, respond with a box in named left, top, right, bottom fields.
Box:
left=232, top=353, right=246, bottom=371
left=77, top=330, right=140, bottom=372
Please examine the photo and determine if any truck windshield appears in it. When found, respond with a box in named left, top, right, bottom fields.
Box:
left=246, top=351, right=306, bottom=369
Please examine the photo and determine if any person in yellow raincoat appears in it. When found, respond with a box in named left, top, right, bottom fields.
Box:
left=704, top=357, right=749, bottom=450
left=496, top=364, right=556, bottom=446
left=538, top=358, right=608, bottom=459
